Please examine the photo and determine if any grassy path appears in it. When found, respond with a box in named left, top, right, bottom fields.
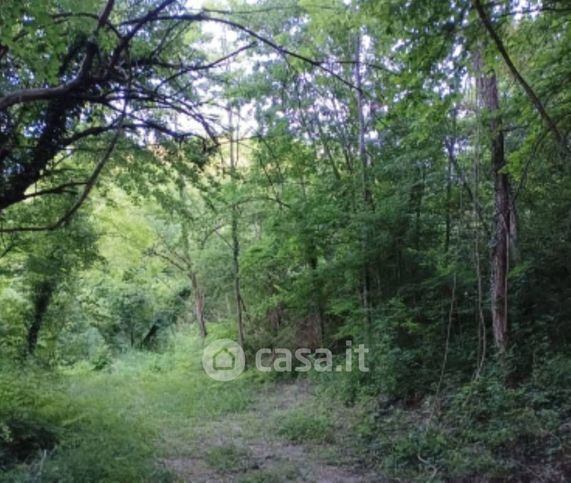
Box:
left=158, top=380, right=377, bottom=482
left=1, top=336, right=381, bottom=482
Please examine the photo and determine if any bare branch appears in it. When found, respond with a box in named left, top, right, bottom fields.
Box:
left=124, top=12, right=362, bottom=94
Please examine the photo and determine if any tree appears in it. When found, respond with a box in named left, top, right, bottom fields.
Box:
left=21, top=207, right=99, bottom=354
left=148, top=181, right=209, bottom=339
left=0, top=0, right=358, bottom=230
left=473, top=47, right=512, bottom=354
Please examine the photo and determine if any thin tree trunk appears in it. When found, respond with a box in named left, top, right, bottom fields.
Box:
left=444, top=140, right=453, bottom=254
left=444, top=104, right=459, bottom=254
left=355, top=32, right=373, bottom=337
left=414, top=168, right=425, bottom=251
left=298, top=169, right=326, bottom=344
left=180, top=188, right=207, bottom=338
left=473, top=104, right=487, bottom=378
left=190, top=272, right=207, bottom=338
left=229, top=107, right=245, bottom=348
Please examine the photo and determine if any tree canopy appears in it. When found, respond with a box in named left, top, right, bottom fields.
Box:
left=0, top=0, right=570, bottom=481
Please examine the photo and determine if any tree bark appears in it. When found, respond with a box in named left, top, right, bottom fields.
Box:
left=474, top=50, right=512, bottom=354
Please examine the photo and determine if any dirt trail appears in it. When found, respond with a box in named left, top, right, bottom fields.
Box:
left=162, top=381, right=379, bottom=482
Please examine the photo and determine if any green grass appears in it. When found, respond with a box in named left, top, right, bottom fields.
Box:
left=205, top=445, right=254, bottom=472
left=276, top=410, right=335, bottom=444
left=0, top=328, right=255, bottom=482
left=237, top=464, right=301, bottom=482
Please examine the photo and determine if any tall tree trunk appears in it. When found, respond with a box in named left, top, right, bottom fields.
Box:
left=229, top=107, right=245, bottom=348
left=444, top=100, right=459, bottom=255
left=473, top=117, right=487, bottom=377
left=355, top=32, right=373, bottom=337
left=179, top=187, right=207, bottom=338
left=475, top=50, right=512, bottom=354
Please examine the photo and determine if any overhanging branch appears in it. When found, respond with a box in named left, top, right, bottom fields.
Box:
left=0, top=108, right=127, bottom=233
left=472, top=0, right=568, bottom=151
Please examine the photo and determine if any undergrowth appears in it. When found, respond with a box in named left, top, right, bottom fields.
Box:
left=0, top=326, right=255, bottom=482
left=314, top=352, right=571, bottom=481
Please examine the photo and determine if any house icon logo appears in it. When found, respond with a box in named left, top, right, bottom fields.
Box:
left=202, top=339, right=245, bottom=381
left=213, top=347, right=236, bottom=371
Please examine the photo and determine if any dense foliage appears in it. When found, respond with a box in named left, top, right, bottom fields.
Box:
left=1, top=0, right=569, bottom=480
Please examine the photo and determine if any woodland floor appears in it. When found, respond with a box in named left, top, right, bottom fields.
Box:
left=159, top=380, right=379, bottom=482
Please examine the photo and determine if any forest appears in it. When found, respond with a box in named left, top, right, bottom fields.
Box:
left=0, top=0, right=570, bottom=481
